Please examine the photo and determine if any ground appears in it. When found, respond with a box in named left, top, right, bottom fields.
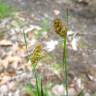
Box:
left=0, top=0, right=96, bottom=96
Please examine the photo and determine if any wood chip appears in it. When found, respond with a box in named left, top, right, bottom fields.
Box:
left=0, top=40, right=12, bottom=46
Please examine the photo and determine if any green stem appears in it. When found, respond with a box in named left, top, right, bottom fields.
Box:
left=23, top=31, right=40, bottom=96
left=40, top=79, right=44, bottom=96
left=34, top=70, right=40, bottom=96
left=23, top=31, right=28, bottom=50
left=23, top=31, right=29, bottom=61
left=63, top=38, right=68, bottom=96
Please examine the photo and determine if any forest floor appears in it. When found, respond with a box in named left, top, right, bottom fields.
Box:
left=0, top=0, right=96, bottom=96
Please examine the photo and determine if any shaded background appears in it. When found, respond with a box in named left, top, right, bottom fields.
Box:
left=0, top=0, right=96, bottom=96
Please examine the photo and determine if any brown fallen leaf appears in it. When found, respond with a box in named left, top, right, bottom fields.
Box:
left=0, top=73, right=11, bottom=85
left=2, top=56, right=22, bottom=69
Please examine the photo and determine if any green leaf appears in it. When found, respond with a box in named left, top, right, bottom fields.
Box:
left=25, top=83, right=35, bottom=96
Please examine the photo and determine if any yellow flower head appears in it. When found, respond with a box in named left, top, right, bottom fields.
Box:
left=53, top=18, right=68, bottom=38
left=29, top=43, right=43, bottom=64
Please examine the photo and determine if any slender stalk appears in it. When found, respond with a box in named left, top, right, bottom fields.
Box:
left=23, top=31, right=40, bottom=96
left=40, top=79, right=44, bottom=96
left=23, top=31, right=28, bottom=50
left=63, top=8, right=69, bottom=96
left=34, top=69, right=40, bottom=96
left=63, top=37, right=68, bottom=96
left=23, top=31, right=30, bottom=60
left=66, top=8, right=68, bottom=28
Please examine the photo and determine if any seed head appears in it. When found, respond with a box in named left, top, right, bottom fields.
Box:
left=53, top=18, right=68, bottom=38
left=29, top=43, right=43, bottom=64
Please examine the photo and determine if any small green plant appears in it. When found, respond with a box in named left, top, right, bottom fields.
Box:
left=23, top=31, right=50, bottom=96
left=53, top=18, right=68, bottom=96
left=25, top=78, right=50, bottom=96
left=0, top=2, right=12, bottom=19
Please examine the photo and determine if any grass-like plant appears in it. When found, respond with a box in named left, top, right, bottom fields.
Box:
left=53, top=18, right=68, bottom=96
left=23, top=31, right=50, bottom=96
left=23, top=15, right=69, bottom=95
left=0, top=1, right=12, bottom=19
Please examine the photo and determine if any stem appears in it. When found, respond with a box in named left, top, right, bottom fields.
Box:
left=41, top=79, right=44, bottom=96
left=66, top=8, right=68, bottom=27
left=23, top=31, right=40, bottom=96
left=63, top=38, right=68, bottom=96
left=23, top=31, right=28, bottom=50
left=34, top=70, right=40, bottom=96
left=23, top=31, right=29, bottom=60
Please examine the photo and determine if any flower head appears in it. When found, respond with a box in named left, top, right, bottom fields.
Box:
left=53, top=18, right=68, bottom=38
left=29, top=43, right=43, bottom=65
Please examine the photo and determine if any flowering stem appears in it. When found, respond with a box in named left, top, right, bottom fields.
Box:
left=33, top=68, right=40, bottom=96
left=63, top=37, right=68, bottom=96
left=23, top=31, right=29, bottom=61
left=23, top=31, right=28, bottom=50
left=23, top=31, right=40, bottom=96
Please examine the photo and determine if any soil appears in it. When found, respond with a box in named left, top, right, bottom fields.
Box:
left=0, top=0, right=96, bottom=95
